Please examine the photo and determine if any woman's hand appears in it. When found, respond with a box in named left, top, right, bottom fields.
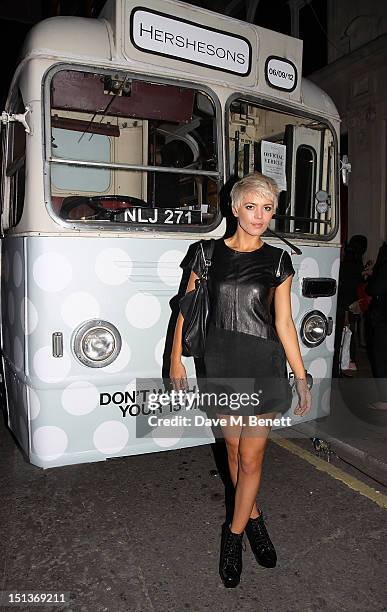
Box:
left=170, top=360, right=188, bottom=391
left=169, top=271, right=198, bottom=393
left=293, top=378, right=312, bottom=416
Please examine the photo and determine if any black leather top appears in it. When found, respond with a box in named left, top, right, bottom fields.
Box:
left=180, top=238, right=295, bottom=342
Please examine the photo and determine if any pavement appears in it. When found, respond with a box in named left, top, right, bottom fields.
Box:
left=290, top=347, right=387, bottom=487
left=0, top=401, right=386, bottom=612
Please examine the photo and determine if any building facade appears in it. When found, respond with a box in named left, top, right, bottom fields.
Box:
left=310, top=0, right=387, bottom=259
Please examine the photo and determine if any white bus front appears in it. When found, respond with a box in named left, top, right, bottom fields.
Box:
left=0, top=0, right=340, bottom=468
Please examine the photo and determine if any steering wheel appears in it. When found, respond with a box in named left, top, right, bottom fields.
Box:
left=60, top=195, right=148, bottom=220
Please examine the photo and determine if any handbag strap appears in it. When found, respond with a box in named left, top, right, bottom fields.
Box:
left=275, top=249, right=285, bottom=278
left=199, top=239, right=215, bottom=279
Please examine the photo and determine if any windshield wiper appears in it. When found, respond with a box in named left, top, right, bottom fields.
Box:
left=77, top=74, right=130, bottom=143
left=264, top=227, right=302, bottom=255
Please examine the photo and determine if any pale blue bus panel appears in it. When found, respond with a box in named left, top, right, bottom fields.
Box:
left=23, top=235, right=211, bottom=467
left=1, top=237, right=29, bottom=456
left=2, top=235, right=340, bottom=468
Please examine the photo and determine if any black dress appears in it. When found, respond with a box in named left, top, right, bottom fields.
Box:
left=180, top=238, right=295, bottom=416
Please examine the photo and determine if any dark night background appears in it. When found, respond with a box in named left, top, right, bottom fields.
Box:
left=0, top=0, right=328, bottom=106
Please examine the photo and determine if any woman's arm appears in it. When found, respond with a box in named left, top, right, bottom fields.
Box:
left=274, top=276, right=311, bottom=415
left=169, top=270, right=199, bottom=390
left=274, top=276, right=305, bottom=377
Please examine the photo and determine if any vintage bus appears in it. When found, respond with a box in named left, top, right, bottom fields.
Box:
left=0, top=0, right=340, bottom=468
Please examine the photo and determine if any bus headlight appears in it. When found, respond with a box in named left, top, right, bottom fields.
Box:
left=73, top=320, right=121, bottom=367
left=300, top=310, right=328, bottom=348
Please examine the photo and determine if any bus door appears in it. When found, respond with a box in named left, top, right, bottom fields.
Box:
left=286, top=125, right=334, bottom=235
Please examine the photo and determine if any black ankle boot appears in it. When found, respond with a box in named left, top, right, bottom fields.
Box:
left=219, top=524, right=244, bottom=588
left=245, top=512, right=277, bottom=568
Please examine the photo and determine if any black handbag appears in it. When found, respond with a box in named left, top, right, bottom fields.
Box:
left=179, top=239, right=215, bottom=358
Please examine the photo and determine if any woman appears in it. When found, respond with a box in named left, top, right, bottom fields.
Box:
left=170, top=172, right=312, bottom=588
left=333, top=234, right=368, bottom=376
left=366, top=241, right=387, bottom=410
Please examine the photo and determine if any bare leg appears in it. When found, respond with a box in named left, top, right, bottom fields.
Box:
left=230, top=420, right=272, bottom=533
left=217, top=416, right=241, bottom=490
left=218, top=414, right=273, bottom=530
left=228, top=414, right=274, bottom=534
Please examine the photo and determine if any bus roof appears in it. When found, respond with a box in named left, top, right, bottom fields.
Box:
left=20, top=0, right=339, bottom=120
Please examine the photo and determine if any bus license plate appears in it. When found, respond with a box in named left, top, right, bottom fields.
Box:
left=121, top=208, right=202, bottom=224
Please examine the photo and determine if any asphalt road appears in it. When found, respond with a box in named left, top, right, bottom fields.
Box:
left=0, top=416, right=386, bottom=612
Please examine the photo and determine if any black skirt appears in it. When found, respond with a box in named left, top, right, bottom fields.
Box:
left=200, top=324, right=292, bottom=416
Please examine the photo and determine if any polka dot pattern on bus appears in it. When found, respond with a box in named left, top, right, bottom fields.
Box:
left=125, top=293, right=161, bottom=328
left=33, top=346, right=72, bottom=383
left=299, top=256, right=320, bottom=278
left=326, top=325, right=335, bottom=352
left=33, top=426, right=69, bottom=461
left=95, top=248, right=132, bottom=285
left=1, top=237, right=341, bottom=467
left=93, top=420, right=129, bottom=454
left=61, top=381, right=99, bottom=415
left=20, top=297, right=39, bottom=334
left=151, top=426, right=185, bottom=448
left=157, top=249, right=186, bottom=286
left=28, top=388, right=41, bottom=420
left=61, top=292, right=101, bottom=328
left=291, top=291, right=300, bottom=318
left=103, top=340, right=131, bottom=373
left=154, top=336, right=166, bottom=367
left=308, top=357, right=328, bottom=379
left=33, top=252, right=73, bottom=292
left=331, top=257, right=340, bottom=280
left=13, top=251, right=23, bottom=288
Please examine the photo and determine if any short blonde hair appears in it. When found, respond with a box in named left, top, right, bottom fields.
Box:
left=230, top=172, right=280, bottom=210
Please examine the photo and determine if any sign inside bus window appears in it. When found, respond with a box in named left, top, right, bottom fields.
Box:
left=119, top=208, right=202, bottom=224
left=261, top=141, right=287, bottom=191
left=264, top=56, right=298, bottom=92
left=130, top=8, right=252, bottom=76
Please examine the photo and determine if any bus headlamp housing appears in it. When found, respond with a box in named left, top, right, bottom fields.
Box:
left=73, top=320, right=121, bottom=367
left=300, top=310, right=328, bottom=348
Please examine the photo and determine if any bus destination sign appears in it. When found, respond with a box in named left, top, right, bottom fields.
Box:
left=130, top=8, right=252, bottom=76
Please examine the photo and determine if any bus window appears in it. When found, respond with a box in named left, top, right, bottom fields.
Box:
left=228, top=99, right=336, bottom=239
left=46, top=69, right=220, bottom=230
left=294, top=145, right=317, bottom=233
left=51, top=129, right=112, bottom=193
left=6, top=89, right=26, bottom=229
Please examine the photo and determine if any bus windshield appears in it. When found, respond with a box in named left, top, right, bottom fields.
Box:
left=47, top=68, right=220, bottom=230
left=228, top=99, right=337, bottom=238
